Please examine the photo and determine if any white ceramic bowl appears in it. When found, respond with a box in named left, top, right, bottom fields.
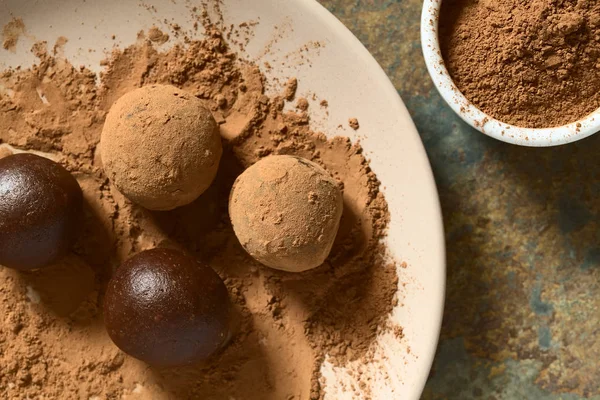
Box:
left=1, top=0, right=445, bottom=398
left=421, top=0, right=600, bottom=147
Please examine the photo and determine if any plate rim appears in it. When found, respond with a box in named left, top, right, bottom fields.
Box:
left=0, top=0, right=447, bottom=397
left=303, top=0, right=446, bottom=396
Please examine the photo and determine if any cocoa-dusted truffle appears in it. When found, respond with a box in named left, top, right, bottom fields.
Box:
left=229, top=155, right=343, bottom=272
left=0, top=154, right=83, bottom=270
left=104, top=248, right=232, bottom=367
left=101, top=85, right=223, bottom=211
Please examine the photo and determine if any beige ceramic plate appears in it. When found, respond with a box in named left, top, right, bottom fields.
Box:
left=0, top=0, right=445, bottom=398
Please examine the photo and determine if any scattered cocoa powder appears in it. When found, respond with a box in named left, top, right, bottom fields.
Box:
left=296, top=97, right=309, bottom=111
left=2, top=17, right=25, bottom=52
left=147, top=26, right=170, bottom=45
left=284, top=76, right=298, bottom=101
left=0, top=11, right=398, bottom=400
left=440, top=0, right=600, bottom=128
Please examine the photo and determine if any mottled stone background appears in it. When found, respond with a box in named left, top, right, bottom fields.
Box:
left=317, top=0, right=600, bottom=399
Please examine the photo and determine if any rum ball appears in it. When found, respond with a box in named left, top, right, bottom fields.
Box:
left=103, top=248, right=232, bottom=367
left=0, top=154, right=83, bottom=270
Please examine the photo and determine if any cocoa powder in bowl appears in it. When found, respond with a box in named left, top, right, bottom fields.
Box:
left=0, top=14, right=399, bottom=400
left=440, top=0, right=600, bottom=129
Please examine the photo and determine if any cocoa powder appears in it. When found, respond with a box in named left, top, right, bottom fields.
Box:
left=0, top=15, right=398, bottom=400
left=440, top=0, right=600, bottom=128
left=1, top=17, right=25, bottom=52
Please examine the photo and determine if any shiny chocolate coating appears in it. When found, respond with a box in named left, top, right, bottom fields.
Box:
left=103, top=248, right=232, bottom=367
left=0, top=154, right=83, bottom=270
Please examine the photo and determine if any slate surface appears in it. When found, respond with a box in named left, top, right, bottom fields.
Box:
left=318, top=1, right=600, bottom=398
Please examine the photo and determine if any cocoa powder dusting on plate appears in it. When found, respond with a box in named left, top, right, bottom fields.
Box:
left=147, top=26, right=170, bottom=45
left=2, top=17, right=25, bottom=52
left=0, top=13, right=399, bottom=400
left=440, top=0, right=600, bottom=128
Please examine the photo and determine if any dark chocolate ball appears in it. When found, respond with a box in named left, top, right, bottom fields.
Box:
left=104, top=248, right=232, bottom=367
left=0, top=153, right=83, bottom=270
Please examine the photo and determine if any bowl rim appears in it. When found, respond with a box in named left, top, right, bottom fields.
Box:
left=420, top=0, right=600, bottom=147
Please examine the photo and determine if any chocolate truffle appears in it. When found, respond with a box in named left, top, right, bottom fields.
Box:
left=0, top=154, right=83, bottom=271
left=229, top=155, right=343, bottom=272
left=104, top=248, right=232, bottom=367
left=100, top=85, right=223, bottom=211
